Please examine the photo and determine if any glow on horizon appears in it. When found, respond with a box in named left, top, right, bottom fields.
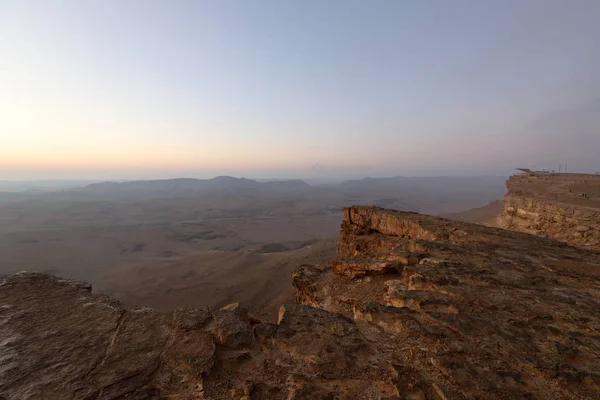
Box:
left=1, top=1, right=599, bottom=179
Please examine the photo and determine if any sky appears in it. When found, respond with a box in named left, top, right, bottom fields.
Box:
left=1, top=0, right=599, bottom=180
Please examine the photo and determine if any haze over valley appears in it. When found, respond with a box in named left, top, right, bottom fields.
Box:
left=2, top=0, right=598, bottom=320
left=0, top=175, right=507, bottom=317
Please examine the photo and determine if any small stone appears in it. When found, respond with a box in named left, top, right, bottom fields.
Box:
left=220, top=302, right=240, bottom=311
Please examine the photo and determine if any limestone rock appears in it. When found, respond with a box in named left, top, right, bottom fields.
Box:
left=294, top=206, right=600, bottom=399
left=575, top=225, right=590, bottom=232
left=252, top=322, right=277, bottom=341
left=212, top=309, right=254, bottom=348
left=172, top=306, right=211, bottom=330
left=291, top=264, right=329, bottom=307
left=329, top=257, right=404, bottom=278
left=220, top=301, right=240, bottom=311
left=2, top=206, right=600, bottom=399
left=499, top=173, right=600, bottom=250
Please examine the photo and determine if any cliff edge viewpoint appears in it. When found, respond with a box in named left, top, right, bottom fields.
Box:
left=1, top=173, right=599, bottom=400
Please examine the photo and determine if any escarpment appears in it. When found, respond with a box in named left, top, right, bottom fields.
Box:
left=499, top=173, right=600, bottom=250
left=2, top=206, right=600, bottom=399
left=295, top=206, right=600, bottom=399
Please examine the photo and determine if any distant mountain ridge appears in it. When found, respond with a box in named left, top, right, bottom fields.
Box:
left=71, top=175, right=510, bottom=215
left=82, top=176, right=313, bottom=195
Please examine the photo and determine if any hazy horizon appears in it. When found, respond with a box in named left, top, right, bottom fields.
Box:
left=2, top=0, right=599, bottom=180
left=0, top=163, right=594, bottom=182
left=0, top=170, right=514, bottom=185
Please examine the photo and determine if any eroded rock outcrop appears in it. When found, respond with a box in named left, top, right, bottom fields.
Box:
left=499, top=173, right=600, bottom=250
left=0, top=273, right=397, bottom=399
left=2, top=206, right=600, bottom=399
left=293, top=206, right=600, bottom=399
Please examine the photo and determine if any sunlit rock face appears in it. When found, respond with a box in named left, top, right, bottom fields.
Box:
left=499, top=173, right=600, bottom=250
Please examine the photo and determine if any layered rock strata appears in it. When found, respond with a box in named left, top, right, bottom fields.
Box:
left=499, top=173, right=600, bottom=250
left=293, top=206, right=600, bottom=399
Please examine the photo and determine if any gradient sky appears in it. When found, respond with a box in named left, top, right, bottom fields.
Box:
left=1, top=0, right=599, bottom=180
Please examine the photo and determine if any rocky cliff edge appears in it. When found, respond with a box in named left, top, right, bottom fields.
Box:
left=499, top=173, right=600, bottom=250
left=2, top=206, right=600, bottom=399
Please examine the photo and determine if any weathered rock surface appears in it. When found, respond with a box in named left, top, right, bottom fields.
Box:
left=294, top=206, right=600, bottom=399
left=499, top=173, right=600, bottom=250
left=0, top=273, right=396, bottom=399
left=2, top=206, right=600, bottom=399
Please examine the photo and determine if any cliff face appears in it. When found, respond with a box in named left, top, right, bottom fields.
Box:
left=2, top=206, right=600, bottom=399
left=293, top=206, right=600, bottom=399
left=499, top=173, right=600, bottom=250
